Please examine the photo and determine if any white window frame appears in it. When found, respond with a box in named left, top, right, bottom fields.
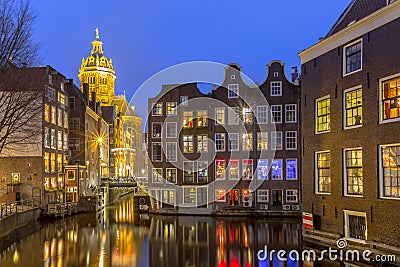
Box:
left=197, top=134, right=208, bottom=152
left=285, top=131, right=297, bottom=150
left=379, top=143, right=400, bottom=200
left=215, top=133, right=225, bottom=152
left=343, top=210, right=367, bottom=243
left=216, top=189, right=226, bottom=202
left=228, top=133, right=239, bottom=151
left=228, top=160, right=239, bottom=180
left=228, top=107, right=239, bottom=125
left=257, top=160, right=269, bottom=180
left=270, top=81, right=282, bottom=96
left=286, top=190, right=298, bottom=203
left=256, top=105, right=268, bottom=124
left=257, top=190, right=269, bottom=203
left=152, top=142, right=162, bottom=162
left=180, top=96, right=188, bottom=106
left=215, top=108, right=225, bottom=125
left=152, top=168, right=163, bottom=183
left=152, top=122, right=162, bottom=138
left=343, top=39, right=363, bottom=77
left=182, top=135, right=194, bottom=153
left=197, top=161, right=208, bottom=183
left=215, top=159, right=226, bottom=180
left=270, top=105, right=282, bottom=123
left=228, top=84, right=239, bottom=98
left=166, top=142, right=177, bottom=162
left=343, top=147, right=363, bottom=197
left=183, top=161, right=194, bottom=183
left=166, top=102, right=177, bottom=116
left=343, top=85, right=363, bottom=129
left=257, top=132, right=268, bottom=151
left=285, top=104, right=297, bottom=123
left=315, top=150, right=331, bottom=195
left=271, top=159, right=283, bottom=180
left=166, top=168, right=177, bottom=184
left=378, top=73, right=400, bottom=124
left=166, top=122, right=177, bottom=138
left=315, top=95, right=331, bottom=134
left=286, top=159, right=298, bottom=180
left=152, top=102, right=163, bottom=116
left=271, top=131, right=282, bottom=150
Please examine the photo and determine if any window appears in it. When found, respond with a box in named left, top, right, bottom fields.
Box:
left=271, top=105, right=282, bottom=123
left=58, top=93, right=66, bottom=107
left=285, top=131, right=297, bottom=150
left=228, top=84, right=239, bottom=98
left=50, top=153, right=55, bottom=172
left=162, top=190, right=175, bottom=207
left=166, top=142, right=177, bottom=162
left=152, top=143, right=162, bottom=161
left=44, top=104, right=50, bottom=122
left=380, top=75, right=400, bottom=122
left=285, top=104, right=297, bottom=123
left=183, top=111, right=193, bottom=128
left=57, top=154, right=63, bottom=171
left=152, top=103, right=163, bottom=116
left=63, top=132, right=68, bottom=150
left=271, top=132, right=282, bottom=150
left=242, top=133, right=253, bottom=151
left=166, top=102, right=177, bottom=116
left=344, top=87, right=362, bottom=128
left=257, top=190, right=269, bottom=202
left=69, top=138, right=80, bottom=151
left=316, top=151, right=331, bottom=193
left=183, top=135, right=193, bottom=153
left=215, top=108, right=225, bottom=125
left=257, top=132, right=268, bottom=150
left=344, top=211, right=367, bottom=241
left=180, top=96, right=188, bottom=106
left=183, top=187, right=196, bottom=204
left=44, top=153, right=50, bottom=172
left=63, top=112, right=68, bottom=128
left=51, top=106, right=56, bottom=124
left=256, top=106, right=268, bottom=124
left=44, top=127, right=50, bottom=147
left=69, top=97, right=75, bottom=110
left=286, top=190, right=298, bottom=203
left=344, top=40, right=362, bottom=75
left=271, top=159, right=283, bottom=180
left=166, top=168, right=177, bottom=184
left=69, top=118, right=80, bottom=131
left=197, top=187, right=208, bottom=207
left=57, top=131, right=63, bottom=150
left=216, top=159, right=225, bottom=180
left=215, top=133, right=225, bottom=151
left=197, top=135, right=208, bottom=152
left=257, top=160, right=268, bottom=180
left=316, top=96, right=331, bottom=133
left=228, top=160, right=239, bottom=180
left=183, top=162, right=194, bottom=183
left=231, top=75, right=236, bottom=80
left=286, top=159, right=297, bottom=180
left=380, top=144, right=400, bottom=198
left=228, top=107, right=239, bottom=125
left=152, top=168, right=163, bottom=183
left=152, top=122, right=162, bottom=138
left=51, top=129, right=56, bottom=148
left=228, top=133, right=239, bottom=151
left=270, top=81, right=282, bottom=96
left=345, top=148, right=363, bottom=196
left=166, top=122, right=177, bottom=138
left=46, top=87, right=55, bottom=101
left=242, top=159, right=253, bottom=180
left=273, top=72, right=278, bottom=77
left=197, top=161, right=208, bottom=183
left=241, top=107, right=252, bottom=124
left=216, top=189, right=226, bottom=202
left=197, top=110, right=207, bottom=127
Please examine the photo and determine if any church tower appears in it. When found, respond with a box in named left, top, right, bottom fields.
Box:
left=78, top=28, right=116, bottom=104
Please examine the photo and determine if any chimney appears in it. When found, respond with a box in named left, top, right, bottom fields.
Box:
left=91, top=91, right=97, bottom=112
left=83, top=83, right=89, bottom=105
left=291, top=66, right=299, bottom=83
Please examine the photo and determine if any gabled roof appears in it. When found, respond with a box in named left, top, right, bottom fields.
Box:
left=326, top=0, right=387, bottom=37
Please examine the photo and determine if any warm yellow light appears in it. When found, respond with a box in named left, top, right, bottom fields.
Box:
left=98, top=137, right=103, bottom=144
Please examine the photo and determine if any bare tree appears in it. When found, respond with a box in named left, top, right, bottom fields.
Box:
left=0, top=0, right=41, bottom=70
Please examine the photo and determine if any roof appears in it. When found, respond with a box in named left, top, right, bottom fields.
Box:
left=101, top=105, right=116, bottom=124
left=326, top=0, right=387, bottom=37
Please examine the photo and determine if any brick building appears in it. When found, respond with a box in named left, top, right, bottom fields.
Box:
left=147, top=61, right=300, bottom=215
left=299, top=0, right=400, bottom=258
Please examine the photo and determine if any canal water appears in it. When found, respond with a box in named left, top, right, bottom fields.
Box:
left=0, top=196, right=351, bottom=267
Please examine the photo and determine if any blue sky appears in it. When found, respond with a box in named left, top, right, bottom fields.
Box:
left=31, top=0, right=350, bottom=99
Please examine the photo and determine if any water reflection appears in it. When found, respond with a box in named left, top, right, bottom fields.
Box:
left=0, top=196, right=350, bottom=267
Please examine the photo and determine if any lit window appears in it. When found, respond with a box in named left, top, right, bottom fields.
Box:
left=166, top=122, right=177, bottom=138
left=270, top=81, right=282, bottom=96
left=257, top=160, right=268, bottom=180
left=216, top=159, right=225, bottom=180
left=197, top=135, right=208, bottom=152
left=57, top=109, right=63, bottom=126
left=286, top=190, right=298, bottom=203
left=50, top=153, right=55, bottom=172
left=166, top=168, right=177, bottom=184
left=57, top=131, right=63, bottom=150
left=286, top=159, right=297, bottom=180
left=345, top=148, right=363, bottom=196
left=44, top=127, right=50, bottom=147
left=166, top=102, right=177, bottom=116
left=51, top=129, right=56, bottom=148
left=271, top=132, right=282, bottom=150
left=344, top=40, right=362, bottom=75
left=152, top=143, right=162, bottom=162
left=256, top=106, right=268, bottom=124
left=271, top=159, right=282, bottom=180
left=257, top=190, right=269, bottom=202
left=228, top=84, right=239, bottom=98
left=183, top=162, right=194, bottom=183
left=197, top=161, right=208, bottom=183
left=44, top=152, right=50, bottom=172
left=58, top=93, right=66, bottom=107
left=197, top=110, right=207, bottom=127
left=380, top=76, right=400, bottom=122
left=215, top=108, right=225, bottom=125
left=57, top=154, right=63, bottom=171
left=64, top=112, right=68, bottom=128
left=257, top=132, right=268, bottom=150
left=316, top=96, right=330, bottom=133
left=228, top=160, right=239, bottom=180
left=180, top=96, right=188, bottom=106
left=44, top=104, right=50, bottom=122
left=228, top=133, right=239, bottom=151
left=242, top=159, right=253, bottom=180
left=344, top=87, right=362, bottom=128
left=166, top=142, right=177, bottom=162
left=63, top=132, right=68, bottom=150
left=285, top=131, right=297, bottom=150
left=152, top=103, right=163, bottom=116
left=183, top=111, right=193, bottom=128
left=69, top=138, right=80, bottom=151
left=242, top=133, right=253, bottom=151
left=183, top=135, right=193, bottom=153
left=183, top=187, right=196, bottom=204
left=215, top=133, right=225, bottom=151
left=380, top=144, right=400, bottom=198
left=51, top=106, right=56, bottom=124
left=316, top=151, right=331, bottom=193
left=344, top=211, right=367, bottom=241
left=152, top=122, right=162, bottom=138
left=152, top=168, right=163, bottom=183
left=271, top=105, right=282, bottom=123
left=228, top=107, right=239, bottom=125
left=216, top=189, right=226, bottom=202
left=242, top=107, right=253, bottom=124
left=162, top=190, right=175, bottom=207
left=285, top=104, right=297, bottom=123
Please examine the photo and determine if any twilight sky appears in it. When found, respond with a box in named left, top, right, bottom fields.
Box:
left=31, top=0, right=350, bottom=100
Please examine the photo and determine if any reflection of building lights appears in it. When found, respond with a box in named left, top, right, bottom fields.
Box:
left=43, top=241, right=50, bottom=259
left=51, top=238, right=57, bottom=257
left=13, top=250, right=19, bottom=263
left=57, top=239, right=63, bottom=256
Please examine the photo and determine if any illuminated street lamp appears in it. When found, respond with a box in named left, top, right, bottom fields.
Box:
left=98, top=136, right=103, bottom=187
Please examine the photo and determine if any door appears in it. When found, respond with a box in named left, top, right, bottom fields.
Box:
left=272, top=190, right=282, bottom=206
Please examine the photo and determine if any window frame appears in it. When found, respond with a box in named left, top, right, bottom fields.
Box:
left=166, top=122, right=177, bottom=138
left=379, top=73, right=400, bottom=124
left=285, top=131, right=297, bottom=150
left=343, top=39, right=363, bottom=76
left=286, top=189, right=298, bottom=203
left=197, top=161, right=208, bottom=183
left=152, top=168, right=163, bottom=183
left=379, top=143, right=400, bottom=200
left=315, top=95, right=331, bottom=134
left=343, top=85, right=363, bottom=129
left=152, top=142, right=162, bottom=162
left=285, top=104, right=297, bottom=123
left=270, top=105, right=282, bottom=123
left=271, top=131, right=282, bottom=150
left=257, top=190, right=269, bottom=203
left=315, top=150, right=331, bottom=194
left=286, top=159, right=298, bottom=180
left=228, top=133, right=239, bottom=151
left=197, top=134, right=208, bottom=152
left=228, top=84, right=239, bottom=98
left=343, top=210, right=367, bottom=242
left=152, top=102, right=163, bottom=116
left=215, top=108, right=225, bottom=125
left=270, top=81, right=282, bottom=96
left=215, top=133, right=225, bottom=152
left=166, top=102, right=177, bottom=116
left=271, top=159, right=283, bottom=180
left=166, top=168, right=177, bottom=184
left=343, top=147, right=363, bottom=197
left=152, top=122, right=162, bottom=138
left=182, top=135, right=194, bottom=153
left=166, top=142, right=177, bottom=162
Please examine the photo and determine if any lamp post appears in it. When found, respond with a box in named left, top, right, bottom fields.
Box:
left=98, top=136, right=103, bottom=187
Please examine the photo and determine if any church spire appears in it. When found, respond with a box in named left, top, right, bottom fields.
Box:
left=91, top=27, right=103, bottom=54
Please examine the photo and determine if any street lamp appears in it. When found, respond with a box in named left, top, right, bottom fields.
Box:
left=98, top=136, right=103, bottom=187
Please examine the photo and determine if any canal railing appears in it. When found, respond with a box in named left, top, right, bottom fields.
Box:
left=47, top=202, right=78, bottom=217
left=0, top=200, right=38, bottom=219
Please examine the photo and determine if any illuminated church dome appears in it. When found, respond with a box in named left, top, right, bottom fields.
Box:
left=78, top=28, right=116, bottom=104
